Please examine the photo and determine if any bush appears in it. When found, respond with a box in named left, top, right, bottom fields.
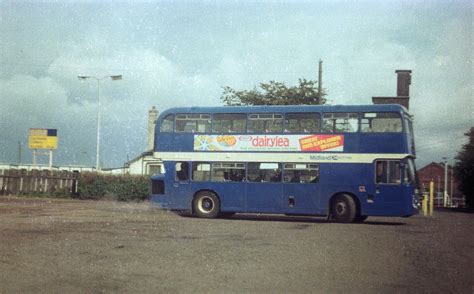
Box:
left=76, top=173, right=149, bottom=202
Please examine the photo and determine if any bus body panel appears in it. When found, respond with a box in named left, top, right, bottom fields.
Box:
left=246, top=182, right=282, bottom=213
left=281, top=183, right=321, bottom=215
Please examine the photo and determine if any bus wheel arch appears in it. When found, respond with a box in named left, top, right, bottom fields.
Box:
left=329, top=192, right=358, bottom=223
left=192, top=190, right=221, bottom=218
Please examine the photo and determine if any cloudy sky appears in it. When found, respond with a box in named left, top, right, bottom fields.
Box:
left=0, top=1, right=472, bottom=168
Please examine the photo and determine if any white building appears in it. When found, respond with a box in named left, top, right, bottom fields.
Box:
left=123, top=151, right=162, bottom=175
left=120, top=106, right=163, bottom=175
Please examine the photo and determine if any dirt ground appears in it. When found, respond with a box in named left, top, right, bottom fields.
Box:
left=0, top=196, right=472, bottom=293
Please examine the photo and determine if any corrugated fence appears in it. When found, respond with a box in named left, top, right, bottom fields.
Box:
left=0, top=169, right=78, bottom=195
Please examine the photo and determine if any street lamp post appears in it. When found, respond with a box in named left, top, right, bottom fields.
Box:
left=442, top=157, right=448, bottom=207
left=78, top=75, right=122, bottom=171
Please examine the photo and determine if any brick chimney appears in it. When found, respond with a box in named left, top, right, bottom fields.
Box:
left=372, top=70, right=412, bottom=109
left=396, top=70, right=412, bottom=97
left=147, top=106, right=159, bottom=151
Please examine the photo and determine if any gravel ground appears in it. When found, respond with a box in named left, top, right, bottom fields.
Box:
left=0, top=196, right=472, bottom=293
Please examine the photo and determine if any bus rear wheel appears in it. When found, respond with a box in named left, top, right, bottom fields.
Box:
left=193, top=191, right=220, bottom=218
left=354, top=215, right=368, bottom=223
left=331, top=194, right=357, bottom=223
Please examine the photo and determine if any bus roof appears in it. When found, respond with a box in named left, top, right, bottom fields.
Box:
left=159, top=104, right=409, bottom=118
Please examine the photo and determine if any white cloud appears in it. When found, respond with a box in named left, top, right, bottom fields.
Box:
left=0, top=44, right=224, bottom=166
left=0, top=74, right=68, bottom=125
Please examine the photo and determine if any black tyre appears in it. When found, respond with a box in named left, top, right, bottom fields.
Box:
left=193, top=191, right=220, bottom=218
left=354, top=215, right=368, bottom=223
left=331, top=194, right=357, bottom=223
left=219, top=212, right=235, bottom=218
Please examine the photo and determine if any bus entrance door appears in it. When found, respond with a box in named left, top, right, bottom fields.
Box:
left=369, top=160, right=403, bottom=215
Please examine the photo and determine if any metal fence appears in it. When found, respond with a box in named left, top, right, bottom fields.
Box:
left=0, top=169, right=78, bottom=196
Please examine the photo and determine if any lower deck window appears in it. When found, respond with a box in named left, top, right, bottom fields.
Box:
left=173, top=161, right=321, bottom=184
left=247, top=162, right=281, bottom=182
left=283, top=163, right=319, bottom=183
left=211, top=162, right=245, bottom=182
left=192, top=162, right=211, bottom=182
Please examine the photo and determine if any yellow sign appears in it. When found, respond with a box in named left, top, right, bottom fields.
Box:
left=28, top=128, right=58, bottom=150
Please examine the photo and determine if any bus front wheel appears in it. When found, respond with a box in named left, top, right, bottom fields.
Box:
left=193, top=191, right=220, bottom=218
left=331, top=194, right=357, bottom=223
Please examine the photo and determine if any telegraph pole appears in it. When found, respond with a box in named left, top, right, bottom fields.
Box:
left=443, top=157, right=448, bottom=207
left=318, top=59, right=323, bottom=104
left=17, top=141, right=22, bottom=164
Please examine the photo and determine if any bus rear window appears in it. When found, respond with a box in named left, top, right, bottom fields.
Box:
left=176, top=114, right=211, bottom=133
left=361, top=112, right=402, bottom=133
left=284, top=113, right=320, bottom=133
left=160, top=114, right=174, bottom=132
left=322, top=113, right=358, bottom=133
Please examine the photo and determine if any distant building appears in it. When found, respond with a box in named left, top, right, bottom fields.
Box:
left=417, top=162, right=465, bottom=207
left=372, top=70, right=412, bottom=109
left=0, top=163, right=96, bottom=173
left=123, top=106, right=162, bottom=175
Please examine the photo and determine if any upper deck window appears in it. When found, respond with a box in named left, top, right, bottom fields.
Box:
left=212, top=113, right=246, bottom=133
left=160, top=114, right=174, bottom=132
left=284, top=113, right=320, bottom=133
left=175, top=114, right=211, bottom=133
left=361, top=112, right=402, bottom=133
left=248, top=113, right=283, bottom=133
left=322, top=113, right=358, bottom=133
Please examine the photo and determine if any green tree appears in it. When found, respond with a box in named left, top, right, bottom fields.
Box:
left=221, top=79, right=327, bottom=106
left=454, top=127, right=474, bottom=208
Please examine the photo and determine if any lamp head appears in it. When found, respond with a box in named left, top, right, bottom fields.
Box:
left=110, top=75, right=122, bottom=81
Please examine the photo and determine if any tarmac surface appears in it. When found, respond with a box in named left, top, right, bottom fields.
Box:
left=0, top=196, right=472, bottom=293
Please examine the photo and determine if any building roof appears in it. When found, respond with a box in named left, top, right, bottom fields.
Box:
left=417, top=162, right=453, bottom=174
left=126, top=150, right=154, bottom=166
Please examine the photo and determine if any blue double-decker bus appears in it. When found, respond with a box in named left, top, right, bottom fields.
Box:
left=149, top=104, right=418, bottom=223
